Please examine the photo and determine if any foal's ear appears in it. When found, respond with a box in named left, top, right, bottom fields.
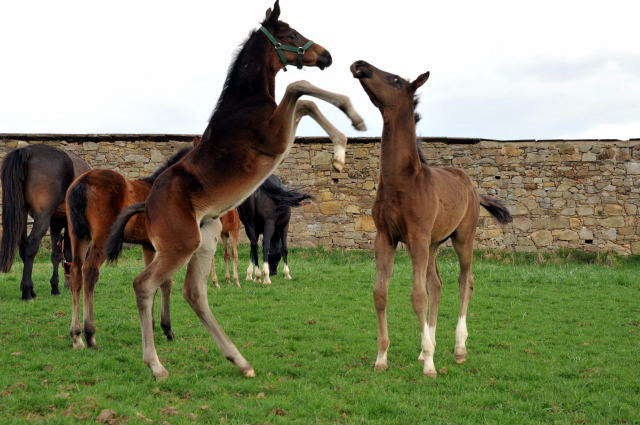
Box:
left=264, top=0, right=281, bottom=24
left=410, top=71, right=430, bottom=92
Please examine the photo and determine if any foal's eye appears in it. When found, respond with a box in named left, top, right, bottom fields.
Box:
left=393, top=77, right=401, bottom=85
left=288, top=32, right=299, bottom=40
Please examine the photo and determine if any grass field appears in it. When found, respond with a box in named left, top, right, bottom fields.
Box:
left=0, top=246, right=638, bottom=425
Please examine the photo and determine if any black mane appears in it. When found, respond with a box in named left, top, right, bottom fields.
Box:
left=139, top=147, right=192, bottom=184
left=205, top=23, right=274, bottom=140
left=411, top=93, right=427, bottom=164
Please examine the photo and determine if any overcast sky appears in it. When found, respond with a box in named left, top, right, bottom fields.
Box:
left=1, top=0, right=639, bottom=140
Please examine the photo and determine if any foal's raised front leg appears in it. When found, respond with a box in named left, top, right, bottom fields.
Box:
left=274, top=81, right=367, bottom=170
left=294, top=100, right=348, bottom=171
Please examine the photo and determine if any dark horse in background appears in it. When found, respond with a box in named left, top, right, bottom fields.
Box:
left=238, top=174, right=311, bottom=285
left=65, top=147, right=191, bottom=349
left=1, top=144, right=91, bottom=300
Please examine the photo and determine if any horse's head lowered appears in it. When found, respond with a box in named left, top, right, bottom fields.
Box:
left=261, top=1, right=332, bottom=71
left=351, top=60, right=429, bottom=115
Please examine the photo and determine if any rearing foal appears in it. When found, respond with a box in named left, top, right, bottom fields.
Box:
left=351, top=60, right=512, bottom=377
left=108, top=1, right=364, bottom=380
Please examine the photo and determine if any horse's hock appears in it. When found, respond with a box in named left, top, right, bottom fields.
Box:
left=1, top=134, right=639, bottom=255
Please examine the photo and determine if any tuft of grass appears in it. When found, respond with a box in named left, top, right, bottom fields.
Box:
left=0, top=245, right=638, bottom=424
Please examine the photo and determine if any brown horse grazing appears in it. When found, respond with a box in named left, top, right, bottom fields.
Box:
left=351, top=60, right=513, bottom=377
left=65, top=147, right=192, bottom=349
left=1, top=144, right=91, bottom=300
left=106, top=0, right=365, bottom=380
left=210, top=209, right=241, bottom=288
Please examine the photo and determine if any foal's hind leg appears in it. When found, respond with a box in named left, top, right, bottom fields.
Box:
left=19, top=211, right=53, bottom=300
left=230, top=229, right=240, bottom=287
left=143, top=247, right=174, bottom=341
left=81, top=243, right=108, bottom=348
left=279, top=224, right=292, bottom=280
left=49, top=219, right=65, bottom=295
left=244, top=225, right=259, bottom=282
left=373, top=232, right=396, bottom=371
left=452, top=235, right=475, bottom=364
left=69, top=238, right=89, bottom=349
left=182, top=219, right=255, bottom=376
left=209, top=233, right=221, bottom=289
left=222, top=234, right=232, bottom=285
left=260, top=220, right=276, bottom=285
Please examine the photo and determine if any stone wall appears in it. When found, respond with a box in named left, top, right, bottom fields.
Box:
left=1, top=134, right=639, bottom=255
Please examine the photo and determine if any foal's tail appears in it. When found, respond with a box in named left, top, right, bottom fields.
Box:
left=106, top=202, right=145, bottom=263
left=67, top=179, right=91, bottom=241
left=261, top=175, right=312, bottom=208
left=479, top=194, right=513, bottom=224
left=0, top=148, right=30, bottom=272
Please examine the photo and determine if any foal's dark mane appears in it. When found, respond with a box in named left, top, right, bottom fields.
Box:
left=411, top=92, right=428, bottom=165
left=139, top=147, right=193, bottom=184
left=206, top=20, right=276, bottom=140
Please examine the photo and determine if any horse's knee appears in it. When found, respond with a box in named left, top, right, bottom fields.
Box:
left=373, top=288, right=387, bottom=311
left=286, top=80, right=312, bottom=96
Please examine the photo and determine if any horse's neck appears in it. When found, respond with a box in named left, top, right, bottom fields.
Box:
left=208, top=34, right=277, bottom=131
left=379, top=110, right=423, bottom=185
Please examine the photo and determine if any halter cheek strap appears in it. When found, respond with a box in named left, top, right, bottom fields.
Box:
left=260, top=26, right=314, bottom=71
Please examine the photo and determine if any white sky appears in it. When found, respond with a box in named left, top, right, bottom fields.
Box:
left=1, top=0, right=639, bottom=140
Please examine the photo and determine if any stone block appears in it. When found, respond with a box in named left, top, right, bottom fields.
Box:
left=355, top=216, right=377, bottom=232
left=553, top=230, right=579, bottom=241
left=626, top=162, right=640, bottom=174
left=579, top=228, right=593, bottom=240
left=318, top=201, right=343, bottom=215
left=513, top=217, right=532, bottom=232
left=531, top=230, right=553, bottom=246
left=600, top=216, right=625, bottom=227
left=603, top=204, right=624, bottom=215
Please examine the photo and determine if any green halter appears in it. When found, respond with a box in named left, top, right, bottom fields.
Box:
left=260, top=26, right=314, bottom=71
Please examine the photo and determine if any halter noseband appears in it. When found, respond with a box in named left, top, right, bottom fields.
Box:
left=260, top=26, right=314, bottom=71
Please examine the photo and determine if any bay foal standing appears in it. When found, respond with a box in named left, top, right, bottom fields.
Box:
left=210, top=209, right=241, bottom=288
left=107, top=1, right=364, bottom=380
left=351, top=60, right=512, bottom=377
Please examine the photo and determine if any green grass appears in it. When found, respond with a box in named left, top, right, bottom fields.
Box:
left=0, top=246, right=638, bottom=424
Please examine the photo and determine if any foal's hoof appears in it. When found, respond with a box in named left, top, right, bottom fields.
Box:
left=332, top=159, right=345, bottom=172
left=374, top=363, right=388, bottom=371
left=234, top=281, right=241, bottom=288
left=152, top=368, right=169, bottom=381
left=242, top=368, right=256, bottom=378
left=424, top=369, right=438, bottom=379
left=51, top=288, right=61, bottom=296
left=454, top=347, right=467, bottom=364
left=161, top=325, right=175, bottom=341
left=72, top=339, right=86, bottom=349
left=352, top=117, right=367, bottom=132
left=21, top=290, right=36, bottom=301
